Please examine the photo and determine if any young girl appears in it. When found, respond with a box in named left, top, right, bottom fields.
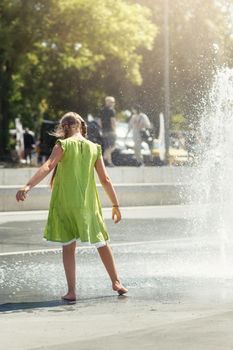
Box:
left=16, top=112, right=128, bottom=301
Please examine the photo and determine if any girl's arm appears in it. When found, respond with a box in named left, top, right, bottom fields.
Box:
left=16, top=144, right=63, bottom=202
left=95, top=157, right=121, bottom=223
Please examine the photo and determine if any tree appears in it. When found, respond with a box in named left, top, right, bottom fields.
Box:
left=127, top=0, right=232, bottom=133
left=0, top=0, right=54, bottom=157
left=0, top=0, right=156, bottom=158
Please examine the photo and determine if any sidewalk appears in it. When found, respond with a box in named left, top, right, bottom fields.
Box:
left=2, top=301, right=233, bottom=350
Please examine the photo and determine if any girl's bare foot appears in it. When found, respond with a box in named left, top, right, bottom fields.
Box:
left=112, top=280, right=128, bottom=295
left=61, top=291, right=76, bottom=301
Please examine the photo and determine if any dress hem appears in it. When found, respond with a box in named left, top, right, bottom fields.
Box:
left=43, top=237, right=110, bottom=248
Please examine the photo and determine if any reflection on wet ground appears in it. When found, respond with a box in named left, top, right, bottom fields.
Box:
left=1, top=216, right=233, bottom=312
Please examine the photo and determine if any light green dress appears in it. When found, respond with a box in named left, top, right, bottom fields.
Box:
left=44, top=138, right=109, bottom=247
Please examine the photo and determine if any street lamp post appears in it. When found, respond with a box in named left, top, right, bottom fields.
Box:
left=164, top=0, right=170, bottom=164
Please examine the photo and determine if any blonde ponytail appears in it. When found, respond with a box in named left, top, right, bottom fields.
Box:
left=81, top=120, right=87, bottom=138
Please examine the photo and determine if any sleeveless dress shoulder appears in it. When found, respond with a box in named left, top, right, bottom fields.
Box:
left=44, top=138, right=109, bottom=247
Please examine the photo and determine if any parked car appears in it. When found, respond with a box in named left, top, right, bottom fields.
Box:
left=112, top=122, right=152, bottom=166
left=151, top=135, right=188, bottom=166
left=151, top=139, right=165, bottom=166
left=169, top=147, right=189, bottom=165
left=37, top=120, right=153, bottom=166
left=87, top=120, right=104, bottom=149
left=169, top=132, right=188, bottom=165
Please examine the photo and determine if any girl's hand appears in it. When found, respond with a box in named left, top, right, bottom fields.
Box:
left=112, top=206, right=121, bottom=224
left=16, top=185, right=31, bottom=202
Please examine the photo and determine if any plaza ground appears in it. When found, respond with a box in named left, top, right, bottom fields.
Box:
left=1, top=206, right=233, bottom=350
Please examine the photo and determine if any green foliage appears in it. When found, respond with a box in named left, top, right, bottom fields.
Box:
left=170, top=114, right=186, bottom=131
left=0, top=0, right=156, bottom=156
left=1, top=0, right=233, bottom=159
left=128, top=0, right=232, bottom=126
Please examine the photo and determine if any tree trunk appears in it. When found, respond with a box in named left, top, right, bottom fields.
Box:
left=0, top=62, right=12, bottom=160
left=0, top=101, right=10, bottom=160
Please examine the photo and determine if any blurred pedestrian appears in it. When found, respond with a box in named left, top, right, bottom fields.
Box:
left=16, top=112, right=128, bottom=301
left=126, top=107, right=151, bottom=166
left=9, top=134, right=19, bottom=163
left=23, top=127, right=35, bottom=164
left=99, top=96, right=116, bottom=167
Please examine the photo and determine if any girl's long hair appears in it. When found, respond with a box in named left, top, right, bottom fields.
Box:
left=50, top=112, right=87, bottom=187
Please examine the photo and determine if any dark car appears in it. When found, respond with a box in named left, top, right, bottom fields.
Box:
left=87, top=120, right=104, bottom=149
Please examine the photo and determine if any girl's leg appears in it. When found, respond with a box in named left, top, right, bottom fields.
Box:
left=97, top=242, right=128, bottom=295
left=62, top=241, right=77, bottom=300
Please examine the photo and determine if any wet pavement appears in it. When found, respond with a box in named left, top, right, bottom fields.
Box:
left=1, top=206, right=233, bottom=349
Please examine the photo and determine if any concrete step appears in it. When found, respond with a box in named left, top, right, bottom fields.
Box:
left=0, top=166, right=193, bottom=185
left=0, top=183, right=189, bottom=211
